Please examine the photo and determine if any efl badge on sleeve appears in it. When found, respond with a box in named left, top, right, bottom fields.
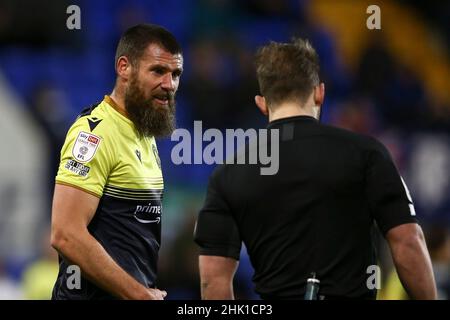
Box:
left=72, top=131, right=101, bottom=163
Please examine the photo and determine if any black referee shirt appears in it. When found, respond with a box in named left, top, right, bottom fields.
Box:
left=194, top=115, right=417, bottom=299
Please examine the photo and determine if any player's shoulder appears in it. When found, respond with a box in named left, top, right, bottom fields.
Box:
left=61, top=100, right=119, bottom=165
left=68, top=100, right=117, bottom=139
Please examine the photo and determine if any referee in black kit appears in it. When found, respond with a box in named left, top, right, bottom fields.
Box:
left=194, top=38, right=437, bottom=300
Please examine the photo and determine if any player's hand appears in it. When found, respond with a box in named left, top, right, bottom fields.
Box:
left=144, top=288, right=167, bottom=300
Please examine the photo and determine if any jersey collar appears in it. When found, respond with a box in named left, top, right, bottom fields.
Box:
left=267, top=115, right=318, bottom=128
left=103, top=95, right=133, bottom=125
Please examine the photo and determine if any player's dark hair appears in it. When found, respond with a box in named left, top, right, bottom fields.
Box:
left=255, top=38, right=320, bottom=107
left=115, top=24, right=182, bottom=67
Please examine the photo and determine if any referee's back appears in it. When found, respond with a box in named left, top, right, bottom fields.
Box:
left=195, top=115, right=416, bottom=299
left=194, top=37, right=437, bottom=300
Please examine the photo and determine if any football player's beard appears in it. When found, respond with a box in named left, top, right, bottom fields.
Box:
left=125, top=76, right=176, bottom=138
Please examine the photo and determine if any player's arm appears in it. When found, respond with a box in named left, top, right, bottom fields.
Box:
left=386, top=223, right=436, bottom=299
left=199, top=255, right=238, bottom=300
left=51, top=184, right=166, bottom=300
left=365, top=138, right=436, bottom=299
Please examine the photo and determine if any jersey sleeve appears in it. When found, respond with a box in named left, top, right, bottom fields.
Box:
left=194, top=167, right=242, bottom=260
left=55, top=117, right=114, bottom=198
left=365, top=138, right=418, bottom=235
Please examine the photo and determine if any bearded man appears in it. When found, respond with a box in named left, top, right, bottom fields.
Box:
left=50, top=24, right=183, bottom=300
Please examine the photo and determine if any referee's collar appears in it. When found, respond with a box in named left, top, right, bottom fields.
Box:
left=267, top=115, right=318, bottom=128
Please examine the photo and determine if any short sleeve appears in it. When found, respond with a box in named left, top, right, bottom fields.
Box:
left=55, top=118, right=114, bottom=198
left=365, top=139, right=418, bottom=235
left=194, top=168, right=242, bottom=260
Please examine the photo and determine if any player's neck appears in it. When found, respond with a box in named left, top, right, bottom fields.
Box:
left=269, top=102, right=317, bottom=122
left=109, top=88, right=126, bottom=114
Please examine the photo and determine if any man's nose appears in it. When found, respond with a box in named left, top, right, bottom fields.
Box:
left=161, top=73, right=175, bottom=90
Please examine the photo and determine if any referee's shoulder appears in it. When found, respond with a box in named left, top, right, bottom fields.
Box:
left=210, top=162, right=228, bottom=181
left=319, top=123, right=385, bottom=153
left=208, top=160, right=240, bottom=192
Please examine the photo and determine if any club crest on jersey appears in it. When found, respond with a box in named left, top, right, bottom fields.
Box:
left=72, top=131, right=101, bottom=163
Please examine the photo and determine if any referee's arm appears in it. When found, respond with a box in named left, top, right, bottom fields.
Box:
left=386, top=223, right=436, bottom=300
left=366, top=139, right=437, bottom=299
left=51, top=184, right=167, bottom=300
left=199, top=256, right=238, bottom=300
left=195, top=167, right=242, bottom=300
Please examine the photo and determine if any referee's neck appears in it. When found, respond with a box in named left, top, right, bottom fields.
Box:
left=269, top=102, right=317, bottom=123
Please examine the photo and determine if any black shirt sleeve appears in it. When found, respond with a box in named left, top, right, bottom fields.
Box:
left=194, top=167, right=242, bottom=260
left=365, top=138, right=418, bottom=235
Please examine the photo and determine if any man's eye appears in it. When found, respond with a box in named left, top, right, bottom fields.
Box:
left=152, top=68, right=165, bottom=75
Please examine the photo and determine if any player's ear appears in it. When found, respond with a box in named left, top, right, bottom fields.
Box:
left=116, top=56, right=131, bottom=81
left=255, top=95, right=268, bottom=116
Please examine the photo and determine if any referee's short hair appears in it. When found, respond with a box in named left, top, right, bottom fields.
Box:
left=115, top=24, right=182, bottom=67
left=255, top=38, right=320, bottom=107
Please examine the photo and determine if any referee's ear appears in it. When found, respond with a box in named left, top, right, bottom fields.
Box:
left=255, top=95, right=268, bottom=116
left=314, top=83, right=325, bottom=107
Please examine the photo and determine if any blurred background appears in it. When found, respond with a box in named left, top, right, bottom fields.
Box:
left=0, top=0, right=449, bottom=300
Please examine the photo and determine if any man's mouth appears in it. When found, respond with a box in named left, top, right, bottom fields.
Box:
left=153, top=94, right=170, bottom=106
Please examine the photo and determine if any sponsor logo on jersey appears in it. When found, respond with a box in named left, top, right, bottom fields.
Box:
left=72, top=131, right=101, bottom=163
left=65, top=159, right=91, bottom=177
left=134, top=201, right=162, bottom=224
left=88, top=136, right=99, bottom=144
